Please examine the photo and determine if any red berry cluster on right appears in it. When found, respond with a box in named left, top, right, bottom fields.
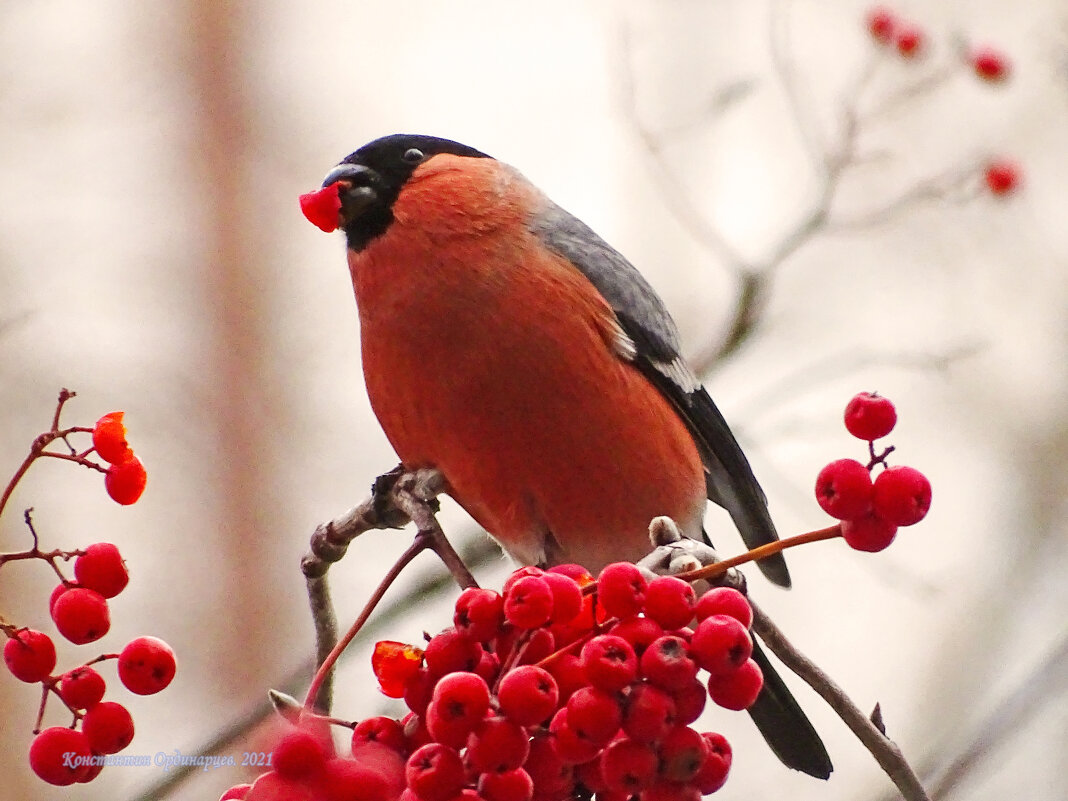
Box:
left=815, top=392, right=931, bottom=552
left=224, top=566, right=758, bottom=801
left=864, top=6, right=1021, bottom=198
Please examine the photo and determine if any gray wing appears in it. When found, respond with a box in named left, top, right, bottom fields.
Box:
left=531, top=202, right=790, bottom=587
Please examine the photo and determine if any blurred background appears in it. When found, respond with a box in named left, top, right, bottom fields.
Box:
left=1, top=1, right=1065, bottom=799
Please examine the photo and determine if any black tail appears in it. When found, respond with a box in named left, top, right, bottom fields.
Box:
left=747, top=638, right=833, bottom=779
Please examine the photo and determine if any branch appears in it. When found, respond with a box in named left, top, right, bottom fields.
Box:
left=750, top=600, right=931, bottom=801
left=301, top=467, right=478, bottom=713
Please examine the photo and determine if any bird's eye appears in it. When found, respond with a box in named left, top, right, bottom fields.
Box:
left=401, top=148, right=425, bottom=164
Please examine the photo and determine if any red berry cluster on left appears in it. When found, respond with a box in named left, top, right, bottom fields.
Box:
left=815, top=392, right=932, bottom=552
left=1, top=392, right=166, bottom=785
left=225, top=566, right=759, bottom=801
left=3, top=619, right=177, bottom=785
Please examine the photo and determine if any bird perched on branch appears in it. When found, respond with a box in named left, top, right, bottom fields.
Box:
left=302, top=134, right=831, bottom=779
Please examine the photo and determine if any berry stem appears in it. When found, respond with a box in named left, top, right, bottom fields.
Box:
left=867, top=444, right=896, bottom=471
left=674, top=525, right=843, bottom=584
left=301, top=532, right=430, bottom=716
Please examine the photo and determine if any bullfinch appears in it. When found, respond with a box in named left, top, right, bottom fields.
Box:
left=305, top=134, right=831, bottom=778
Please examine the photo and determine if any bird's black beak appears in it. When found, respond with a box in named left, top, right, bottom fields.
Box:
left=322, top=163, right=379, bottom=225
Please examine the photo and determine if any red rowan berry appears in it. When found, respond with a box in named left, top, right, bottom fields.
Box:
left=49, top=582, right=73, bottom=614
left=549, top=708, right=601, bottom=764
left=513, top=626, right=556, bottom=666
left=623, top=683, right=676, bottom=744
left=873, top=465, right=932, bottom=526
left=4, top=628, right=56, bottom=682
left=502, top=565, right=545, bottom=594
left=478, top=768, right=533, bottom=801
left=299, top=184, right=342, bottom=233
left=466, top=716, right=530, bottom=773
left=640, top=778, right=702, bottom=801
left=425, top=629, right=482, bottom=678
left=566, top=686, right=623, bottom=746
left=468, top=649, right=495, bottom=683
left=372, top=640, right=424, bottom=698
left=985, top=160, right=1020, bottom=196
left=643, top=576, right=695, bottom=630
left=454, top=588, right=505, bottom=643
left=972, top=47, right=1010, bottom=82
left=841, top=509, right=899, bottom=552
left=601, top=737, right=659, bottom=794
left=693, top=731, right=732, bottom=794
left=219, top=784, right=252, bottom=800
left=83, top=700, right=135, bottom=754
left=406, top=743, right=465, bottom=801
left=273, top=726, right=329, bottom=781
left=349, top=740, right=405, bottom=799
left=866, top=7, right=896, bottom=44
left=105, top=455, right=147, bottom=505
left=525, top=733, right=573, bottom=798
left=657, top=725, right=708, bottom=783
left=29, top=727, right=92, bottom=785
left=432, top=671, right=491, bottom=724
left=844, top=392, right=897, bottom=441
left=895, top=25, right=924, bottom=58
left=574, top=755, right=608, bottom=794
left=580, top=635, right=638, bottom=692
left=693, top=587, right=752, bottom=628
left=609, top=616, right=664, bottom=656
left=497, top=665, right=559, bottom=727
left=245, top=770, right=316, bottom=801
left=815, top=458, right=874, bottom=520
left=74, top=542, right=129, bottom=598
left=542, top=572, right=583, bottom=624
left=52, top=587, right=110, bottom=644
left=669, top=676, right=708, bottom=726
left=597, top=562, right=648, bottom=619
left=59, top=665, right=106, bottom=709
left=504, top=575, right=554, bottom=629
left=317, top=758, right=390, bottom=801
left=707, top=658, right=763, bottom=711
left=544, top=651, right=585, bottom=705
left=690, top=615, right=752, bottom=676
left=353, top=716, right=406, bottom=752
left=118, top=635, right=176, bottom=694
left=640, top=636, right=698, bottom=691
left=404, top=668, right=435, bottom=716
left=92, top=411, right=133, bottom=464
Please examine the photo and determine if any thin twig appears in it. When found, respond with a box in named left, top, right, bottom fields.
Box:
left=751, top=600, right=931, bottom=801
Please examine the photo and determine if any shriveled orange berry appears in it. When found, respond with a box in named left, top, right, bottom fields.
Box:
left=92, top=412, right=132, bottom=465
left=371, top=640, right=424, bottom=698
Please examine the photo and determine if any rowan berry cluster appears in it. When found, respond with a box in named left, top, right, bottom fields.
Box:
left=865, top=6, right=1021, bottom=198
left=1, top=392, right=171, bottom=785
left=815, top=392, right=932, bottom=552
left=223, top=564, right=762, bottom=801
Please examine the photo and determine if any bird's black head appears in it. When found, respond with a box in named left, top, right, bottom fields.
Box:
left=321, top=134, right=491, bottom=251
